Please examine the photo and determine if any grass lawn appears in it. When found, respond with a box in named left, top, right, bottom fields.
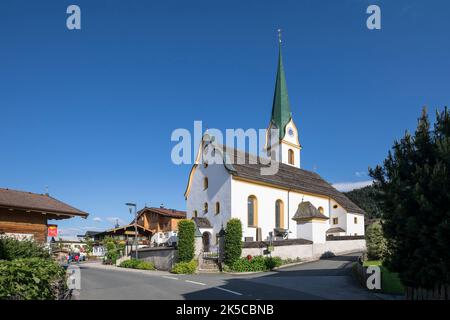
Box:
left=363, top=260, right=404, bottom=295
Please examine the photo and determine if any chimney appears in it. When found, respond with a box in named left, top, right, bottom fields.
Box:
left=160, top=203, right=164, bottom=208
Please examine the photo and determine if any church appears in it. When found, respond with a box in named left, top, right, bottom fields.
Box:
left=184, top=37, right=365, bottom=249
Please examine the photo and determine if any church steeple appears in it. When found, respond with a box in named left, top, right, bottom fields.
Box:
left=266, top=29, right=301, bottom=168
left=271, top=29, right=292, bottom=140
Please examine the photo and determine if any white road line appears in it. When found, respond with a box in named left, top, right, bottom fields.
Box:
left=215, top=286, right=243, bottom=296
left=163, top=276, right=179, bottom=280
left=185, top=280, right=206, bottom=286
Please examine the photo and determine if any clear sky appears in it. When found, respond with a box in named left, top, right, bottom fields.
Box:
left=1, top=0, right=449, bottom=239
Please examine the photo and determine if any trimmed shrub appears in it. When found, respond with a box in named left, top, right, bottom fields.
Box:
left=224, top=218, right=242, bottom=265
left=229, top=256, right=282, bottom=272
left=265, top=256, right=283, bottom=269
left=171, top=260, right=197, bottom=274
left=119, top=259, right=155, bottom=270
left=0, top=257, right=66, bottom=300
left=366, top=221, right=388, bottom=260
left=0, top=237, right=50, bottom=261
left=177, top=220, right=195, bottom=262
left=136, top=261, right=155, bottom=270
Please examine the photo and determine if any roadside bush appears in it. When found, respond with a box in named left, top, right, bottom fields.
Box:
left=366, top=221, right=388, bottom=260
left=119, top=259, right=155, bottom=270
left=265, top=256, right=283, bottom=269
left=224, top=218, right=242, bottom=265
left=0, top=257, right=66, bottom=300
left=177, top=220, right=195, bottom=262
left=171, top=260, right=197, bottom=274
left=229, top=256, right=282, bottom=272
left=0, top=237, right=50, bottom=261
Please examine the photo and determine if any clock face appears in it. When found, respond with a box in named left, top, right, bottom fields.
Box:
left=288, top=128, right=294, bottom=137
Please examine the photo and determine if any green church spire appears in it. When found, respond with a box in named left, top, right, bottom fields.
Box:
left=271, top=29, right=292, bottom=139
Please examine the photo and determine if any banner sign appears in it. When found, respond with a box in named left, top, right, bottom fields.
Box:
left=48, top=225, right=58, bottom=237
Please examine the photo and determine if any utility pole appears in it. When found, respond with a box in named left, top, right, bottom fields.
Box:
left=126, top=203, right=138, bottom=259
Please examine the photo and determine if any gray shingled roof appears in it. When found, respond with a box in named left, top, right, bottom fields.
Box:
left=212, top=145, right=364, bottom=215
left=292, top=201, right=329, bottom=221
left=326, top=227, right=346, bottom=234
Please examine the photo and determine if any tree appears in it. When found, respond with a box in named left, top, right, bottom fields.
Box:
left=177, top=220, right=195, bottom=262
left=365, top=220, right=388, bottom=260
left=224, top=218, right=242, bottom=265
left=344, top=185, right=383, bottom=219
left=369, top=107, right=450, bottom=289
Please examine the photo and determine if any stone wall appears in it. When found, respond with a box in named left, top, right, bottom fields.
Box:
left=136, top=247, right=178, bottom=271
left=242, top=238, right=366, bottom=261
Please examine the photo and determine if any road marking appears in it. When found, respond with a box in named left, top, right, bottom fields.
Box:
left=185, top=280, right=206, bottom=286
left=163, top=276, right=179, bottom=280
left=215, top=286, right=243, bottom=296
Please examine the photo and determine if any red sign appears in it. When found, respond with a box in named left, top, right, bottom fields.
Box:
left=48, top=225, right=58, bottom=237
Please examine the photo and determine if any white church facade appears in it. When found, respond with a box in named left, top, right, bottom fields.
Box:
left=184, top=39, right=365, bottom=249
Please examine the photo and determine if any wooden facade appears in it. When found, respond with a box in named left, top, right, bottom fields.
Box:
left=0, top=208, right=48, bottom=242
left=136, top=207, right=186, bottom=234
left=0, top=188, right=89, bottom=242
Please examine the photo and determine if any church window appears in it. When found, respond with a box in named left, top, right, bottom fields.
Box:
left=215, top=202, right=220, bottom=215
left=275, top=200, right=284, bottom=229
left=247, top=195, right=258, bottom=227
left=318, top=206, right=324, bottom=214
left=193, top=210, right=198, bottom=218
left=333, top=204, right=338, bottom=209
left=203, top=203, right=208, bottom=214
left=204, top=162, right=208, bottom=168
left=332, top=217, right=338, bottom=225
left=203, top=177, right=208, bottom=190
left=354, top=217, right=358, bottom=224
left=288, top=149, right=294, bottom=165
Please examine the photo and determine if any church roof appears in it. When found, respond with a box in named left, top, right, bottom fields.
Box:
left=220, top=147, right=365, bottom=215
left=326, top=227, right=346, bottom=234
left=270, top=40, right=292, bottom=140
left=292, top=201, right=329, bottom=221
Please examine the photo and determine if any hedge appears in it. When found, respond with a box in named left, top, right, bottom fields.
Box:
left=228, top=256, right=282, bottom=272
left=119, top=259, right=155, bottom=270
left=0, top=257, right=66, bottom=300
left=177, top=220, right=195, bottom=262
left=171, top=260, right=197, bottom=274
left=224, top=218, right=242, bottom=265
left=0, top=237, right=50, bottom=261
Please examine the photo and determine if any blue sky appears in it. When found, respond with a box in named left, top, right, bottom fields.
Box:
left=1, top=0, right=449, bottom=238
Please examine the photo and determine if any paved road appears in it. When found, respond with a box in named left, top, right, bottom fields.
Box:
left=77, top=253, right=378, bottom=300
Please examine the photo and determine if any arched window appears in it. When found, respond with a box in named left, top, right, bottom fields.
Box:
left=288, top=149, right=294, bottom=165
left=215, top=202, right=220, bottom=215
left=203, top=177, right=208, bottom=190
left=203, top=202, right=208, bottom=214
left=247, top=196, right=258, bottom=227
left=275, top=200, right=284, bottom=229
left=318, top=206, right=324, bottom=214
left=193, top=210, right=198, bottom=218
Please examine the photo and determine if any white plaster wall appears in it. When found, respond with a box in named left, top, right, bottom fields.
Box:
left=329, top=199, right=348, bottom=233
left=241, top=239, right=366, bottom=261
left=345, top=213, right=365, bottom=236
left=279, top=120, right=301, bottom=168
left=232, top=179, right=289, bottom=241
left=296, top=221, right=328, bottom=243
left=231, top=179, right=330, bottom=241
left=186, top=161, right=232, bottom=241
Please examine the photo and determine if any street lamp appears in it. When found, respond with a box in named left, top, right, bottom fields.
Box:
left=126, top=202, right=138, bottom=259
